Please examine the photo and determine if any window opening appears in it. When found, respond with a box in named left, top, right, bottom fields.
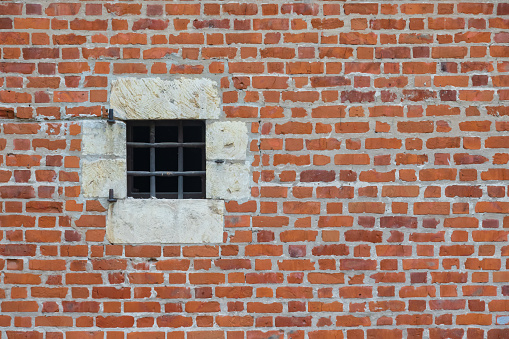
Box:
left=126, top=120, right=205, bottom=199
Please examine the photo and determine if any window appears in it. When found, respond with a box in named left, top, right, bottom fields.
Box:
left=126, top=120, right=205, bottom=199
left=81, top=77, right=250, bottom=244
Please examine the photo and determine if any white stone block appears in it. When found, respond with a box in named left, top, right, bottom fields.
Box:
left=82, top=120, right=126, bottom=157
left=106, top=199, right=224, bottom=244
left=110, top=77, right=220, bottom=120
left=206, top=121, right=248, bottom=160
left=82, top=159, right=127, bottom=198
left=206, top=161, right=250, bottom=200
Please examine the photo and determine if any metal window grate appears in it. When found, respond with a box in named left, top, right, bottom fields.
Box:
left=126, top=120, right=206, bottom=199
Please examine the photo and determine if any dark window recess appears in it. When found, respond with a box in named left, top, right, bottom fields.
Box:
left=126, top=120, right=206, bottom=199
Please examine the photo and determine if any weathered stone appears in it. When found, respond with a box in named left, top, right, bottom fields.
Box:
left=206, top=161, right=250, bottom=200
left=206, top=121, right=248, bottom=160
left=107, top=199, right=224, bottom=244
left=82, top=120, right=126, bottom=157
left=82, top=159, right=127, bottom=198
left=103, top=76, right=247, bottom=243
left=110, top=77, right=220, bottom=120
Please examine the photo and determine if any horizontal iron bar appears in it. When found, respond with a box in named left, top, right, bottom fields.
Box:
left=127, top=142, right=204, bottom=148
left=129, top=192, right=204, bottom=198
left=127, top=171, right=206, bottom=177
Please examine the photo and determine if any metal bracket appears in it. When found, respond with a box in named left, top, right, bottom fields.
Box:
left=215, top=159, right=224, bottom=164
left=108, top=189, right=117, bottom=203
left=107, top=108, right=115, bottom=124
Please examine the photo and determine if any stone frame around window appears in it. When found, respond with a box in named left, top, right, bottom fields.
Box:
left=80, top=77, right=250, bottom=244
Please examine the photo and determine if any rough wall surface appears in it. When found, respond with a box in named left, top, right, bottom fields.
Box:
left=0, top=1, right=508, bottom=338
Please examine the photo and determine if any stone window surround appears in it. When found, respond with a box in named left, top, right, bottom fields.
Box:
left=81, top=77, right=250, bottom=244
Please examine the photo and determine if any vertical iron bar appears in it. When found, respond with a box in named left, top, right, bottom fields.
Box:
left=127, top=124, right=132, bottom=197
left=150, top=122, right=156, bottom=198
left=202, top=123, right=206, bottom=198
left=178, top=121, right=184, bottom=199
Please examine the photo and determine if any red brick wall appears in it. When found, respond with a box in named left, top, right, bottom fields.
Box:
left=1, top=1, right=509, bottom=338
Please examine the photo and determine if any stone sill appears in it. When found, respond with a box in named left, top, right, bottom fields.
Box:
left=106, top=198, right=224, bottom=244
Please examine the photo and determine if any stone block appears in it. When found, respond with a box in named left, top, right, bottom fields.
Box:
left=206, top=121, right=248, bottom=160
left=206, top=161, right=250, bottom=200
left=82, top=120, right=126, bottom=157
left=107, top=199, right=224, bottom=244
left=82, top=159, right=127, bottom=198
left=110, top=77, right=220, bottom=120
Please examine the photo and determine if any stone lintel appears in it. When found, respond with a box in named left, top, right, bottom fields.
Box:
left=110, top=77, right=220, bottom=120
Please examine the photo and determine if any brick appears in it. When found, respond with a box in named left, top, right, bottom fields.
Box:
left=223, top=3, right=258, bottom=15
left=344, top=3, right=378, bottom=15
left=319, top=47, right=354, bottom=59
left=70, top=19, right=108, bottom=31
left=335, top=122, right=369, bottom=133
left=458, top=3, right=493, bottom=14
left=96, top=316, right=134, bottom=328
left=0, top=32, right=30, bottom=45
left=45, top=3, right=81, bottom=16
left=0, top=3, right=23, bottom=15
left=403, top=62, right=436, bottom=74
left=380, top=217, right=417, bottom=229
left=276, top=287, right=313, bottom=299
left=14, top=18, right=50, bottom=29
left=253, top=19, right=289, bottom=30
left=104, top=3, right=142, bottom=16
left=0, top=186, right=35, bottom=199
left=340, top=32, right=377, bottom=45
